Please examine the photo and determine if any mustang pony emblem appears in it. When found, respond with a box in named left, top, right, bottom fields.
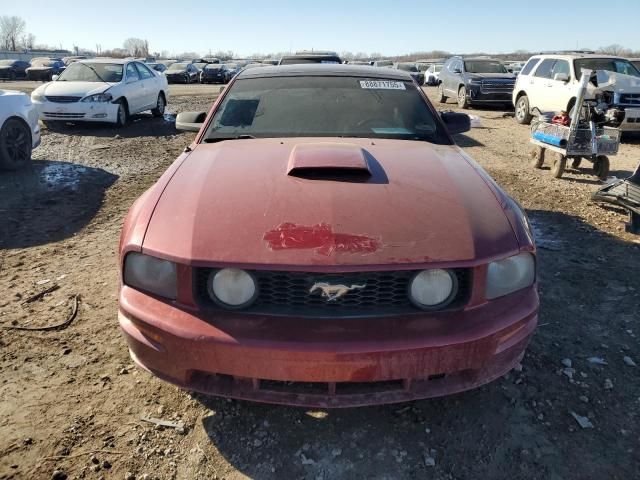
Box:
left=309, top=282, right=366, bottom=301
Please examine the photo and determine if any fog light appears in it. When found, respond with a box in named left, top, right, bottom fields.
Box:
left=409, top=269, right=457, bottom=309
left=208, top=268, right=257, bottom=309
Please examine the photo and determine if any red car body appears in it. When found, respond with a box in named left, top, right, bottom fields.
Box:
left=119, top=66, right=538, bottom=407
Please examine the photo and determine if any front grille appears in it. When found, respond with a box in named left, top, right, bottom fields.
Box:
left=619, top=93, right=640, bottom=106
left=45, top=96, right=81, bottom=103
left=195, top=268, right=471, bottom=317
left=43, top=112, right=85, bottom=118
left=480, top=80, right=515, bottom=93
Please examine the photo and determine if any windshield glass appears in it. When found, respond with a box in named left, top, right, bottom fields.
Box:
left=397, top=63, right=418, bottom=72
left=223, top=63, right=237, bottom=70
left=464, top=60, right=508, bottom=74
left=57, top=62, right=123, bottom=82
left=280, top=57, right=340, bottom=65
left=433, top=65, right=443, bottom=72
left=574, top=58, right=640, bottom=79
left=167, top=62, right=188, bottom=71
left=204, top=76, right=447, bottom=144
left=194, top=63, right=207, bottom=69
left=204, top=64, right=221, bottom=70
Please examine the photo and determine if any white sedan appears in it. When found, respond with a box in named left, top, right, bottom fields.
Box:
left=0, top=89, right=40, bottom=170
left=30, top=59, right=169, bottom=127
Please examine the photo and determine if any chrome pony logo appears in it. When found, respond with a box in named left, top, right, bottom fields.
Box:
left=309, top=282, right=366, bottom=301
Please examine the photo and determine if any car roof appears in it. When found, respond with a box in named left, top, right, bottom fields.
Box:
left=529, top=53, right=627, bottom=60
left=236, top=64, right=413, bottom=80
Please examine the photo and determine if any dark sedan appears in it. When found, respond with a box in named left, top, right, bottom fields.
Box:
left=200, top=63, right=226, bottom=84
left=165, top=62, right=199, bottom=84
left=0, top=59, right=30, bottom=80
left=26, top=58, right=65, bottom=81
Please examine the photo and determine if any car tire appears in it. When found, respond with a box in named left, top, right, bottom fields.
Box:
left=457, top=86, right=469, bottom=109
left=551, top=152, right=566, bottom=179
left=0, top=118, right=32, bottom=170
left=593, top=155, right=610, bottom=180
left=151, top=93, right=166, bottom=117
left=530, top=146, right=545, bottom=169
left=115, top=100, right=129, bottom=128
left=515, top=95, right=533, bottom=125
left=437, top=84, right=447, bottom=103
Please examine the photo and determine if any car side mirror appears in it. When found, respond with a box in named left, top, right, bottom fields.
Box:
left=554, top=73, right=569, bottom=82
left=51, top=74, right=59, bottom=81
left=176, top=111, right=207, bottom=132
left=441, top=111, right=471, bottom=135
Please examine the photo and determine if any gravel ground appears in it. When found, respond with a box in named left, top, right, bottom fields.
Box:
left=0, top=83, right=639, bottom=480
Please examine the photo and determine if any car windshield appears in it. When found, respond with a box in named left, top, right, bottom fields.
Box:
left=204, top=76, right=447, bottom=144
left=57, top=62, right=123, bottom=82
left=194, top=63, right=207, bottom=69
left=223, top=63, right=237, bottom=70
left=433, top=65, right=443, bottom=72
left=205, top=64, right=222, bottom=70
left=464, top=61, right=508, bottom=74
left=0, top=60, right=15, bottom=66
left=574, top=58, right=640, bottom=79
left=168, top=63, right=188, bottom=71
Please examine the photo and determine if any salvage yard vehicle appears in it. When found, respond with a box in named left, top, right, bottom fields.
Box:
left=513, top=53, right=640, bottom=130
left=424, top=63, right=443, bottom=86
left=165, top=62, right=199, bottom=84
left=393, top=62, right=425, bottom=85
left=26, top=57, right=66, bottom=81
left=199, top=63, right=226, bottom=84
left=0, top=59, right=31, bottom=80
left=118, top=64, right=539, bottom=407
left=279, top=51, right=342, bottom=65
left=630, top=59, right=640, bottom=70
left=0, top=89, right=41, bottom=170
left=438, top=56, right=516, bottom=109
left=30, top=59, right=168, bottom=127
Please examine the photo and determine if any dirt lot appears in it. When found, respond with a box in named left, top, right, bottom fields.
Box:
left=1, top=81, right=639, bottom=480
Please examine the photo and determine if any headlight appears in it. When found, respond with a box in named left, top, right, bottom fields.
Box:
left=31, top=93, right=45, bottom=102
left=207, top=268, right=257, bottom=309
left=486, top=253, right=535, bottom=300
left=81, top=93, right=113, bottom=103
left=123, top=253, right=177, bottom=299
left=409, top=269, right=457, bottom=309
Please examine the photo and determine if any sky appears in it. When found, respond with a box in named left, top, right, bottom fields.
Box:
left=4, top=0, right=639, bottom=57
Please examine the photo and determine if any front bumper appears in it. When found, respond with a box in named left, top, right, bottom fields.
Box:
left=33, top=100, right=119, bottom=123
left=119, top=285, right=538, bottom=407
left=468, top=84, right=514, bottom=104
left=619, top=107, right=640, bottom=131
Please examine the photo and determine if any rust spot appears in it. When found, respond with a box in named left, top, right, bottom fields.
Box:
left=263, top=222, right=381, bottom=256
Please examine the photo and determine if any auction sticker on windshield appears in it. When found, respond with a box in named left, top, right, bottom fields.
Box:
left=359, top=80, right=406, bottom=90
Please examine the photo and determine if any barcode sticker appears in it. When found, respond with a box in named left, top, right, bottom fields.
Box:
left=359, top=80, right=406, bottom=90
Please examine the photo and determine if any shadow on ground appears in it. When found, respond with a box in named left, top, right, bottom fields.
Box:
left=189, top=210, right=639, bottom=480
left=44, top=114, right=177, bottom=139
left=0, top=159, right=118, bottom=249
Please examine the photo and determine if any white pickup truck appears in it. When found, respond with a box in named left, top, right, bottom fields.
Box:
left=513, top=53, right=640, bottom=131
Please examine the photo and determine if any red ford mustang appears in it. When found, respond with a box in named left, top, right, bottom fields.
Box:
left=118, top=65, right=538, bottom=407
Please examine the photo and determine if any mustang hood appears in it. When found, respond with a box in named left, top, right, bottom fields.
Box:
left=142, top=139, right=518, bottom=266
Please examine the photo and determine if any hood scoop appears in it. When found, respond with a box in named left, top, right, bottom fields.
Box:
left=287, top=143, right=371, bottom=181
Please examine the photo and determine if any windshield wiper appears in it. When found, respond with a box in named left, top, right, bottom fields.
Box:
left=204, top=134, right=256, bottom=143
left=78, top=62, right=107, bottom=83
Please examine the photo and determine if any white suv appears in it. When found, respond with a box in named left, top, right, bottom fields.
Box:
left=512, top=53, right=640, bottom=131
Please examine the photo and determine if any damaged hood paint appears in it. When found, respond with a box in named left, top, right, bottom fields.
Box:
left=588, top=70, right=640, bottom=96
left=36, top=80, right=116, bottom=98
left=142, top=138, right=518, bottom=266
